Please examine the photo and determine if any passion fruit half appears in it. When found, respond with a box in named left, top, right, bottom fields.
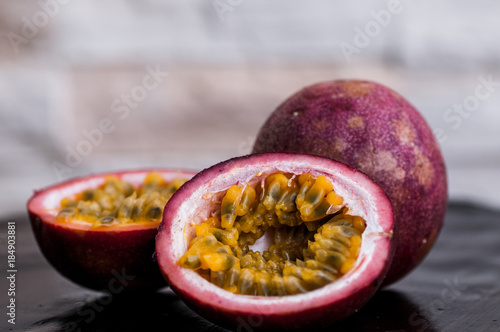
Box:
left=27, top=169, right=196, bottom=292
left=156, top=153, right=394, bottom=330
left=253, top=80, right=448, bottom=285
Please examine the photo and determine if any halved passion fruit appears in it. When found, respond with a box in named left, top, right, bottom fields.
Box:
left=27, top=169, right=196, bottom=292
left=156, top=153, right=394, bottom=329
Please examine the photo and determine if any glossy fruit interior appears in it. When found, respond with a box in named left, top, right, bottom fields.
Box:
left=156, top=153, right=395, bottom=330
left=57, top=172, right=187, bottom=227
left=28, top=169, right=194, bottom=291
left=179, top=172, right=366, bottom=296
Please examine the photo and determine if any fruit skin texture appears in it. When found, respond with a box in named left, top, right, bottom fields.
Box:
left=156, top=153, right=395, bottom=330
left=27, top=169, right=196, bottom=292
left=253, top=80, right=448, bottom=285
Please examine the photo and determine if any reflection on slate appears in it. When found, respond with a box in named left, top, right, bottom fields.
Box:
left=2, top=203, right=499, bottom=331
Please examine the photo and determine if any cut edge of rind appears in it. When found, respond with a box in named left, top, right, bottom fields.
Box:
left=156, top=152, right=395, bottom=329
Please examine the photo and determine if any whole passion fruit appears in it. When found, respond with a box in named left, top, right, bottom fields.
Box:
left=27, top=169, right=195, bottom=292
left=253, top=80, right=448, bottom=285
left=156, top=153, right=394, bottom=330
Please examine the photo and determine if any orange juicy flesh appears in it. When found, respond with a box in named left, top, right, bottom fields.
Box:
left=56, top=172, right=188, bottom=227
left=179, top=173, right=366, bottom=296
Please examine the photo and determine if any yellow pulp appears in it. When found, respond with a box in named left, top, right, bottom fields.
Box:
left=56, top=172, right=188, bottom=227
left=179, top=173, right=366, bottom=296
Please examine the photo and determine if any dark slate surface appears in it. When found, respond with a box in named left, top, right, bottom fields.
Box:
left=1, top=202, right=499, bottom=331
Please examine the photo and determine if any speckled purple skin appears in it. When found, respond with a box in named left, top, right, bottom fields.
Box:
left=253, top=80, right=448, bottom=285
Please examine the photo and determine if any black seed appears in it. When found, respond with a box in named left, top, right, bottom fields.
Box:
left=216, top=247, right=230, bottom=254
left=82, top=190, right=95, bottom=200
left=212, top=230, right=224, bottom=243
left=131, top=205, right=141, bottom=219
left=147, top=207, right=162, bottom=219
left=221, top=203, right=236, bottom=217
left=184, top=255, right=201, bottom=269
left=119, top=205, right=131, bottom=217
left=60, top=208, right=76, bottom=214
left=100, top=216, right=114, bottom=224
left=211, top=270, right=226, bottom=287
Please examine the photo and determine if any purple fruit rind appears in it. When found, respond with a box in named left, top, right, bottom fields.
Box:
left=253, top=80, right=448, bottom=285
left=27, top=169, right=196, bottom=291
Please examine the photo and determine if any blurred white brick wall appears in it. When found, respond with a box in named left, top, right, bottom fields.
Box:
left=1, top=0, right=499, bottom=216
